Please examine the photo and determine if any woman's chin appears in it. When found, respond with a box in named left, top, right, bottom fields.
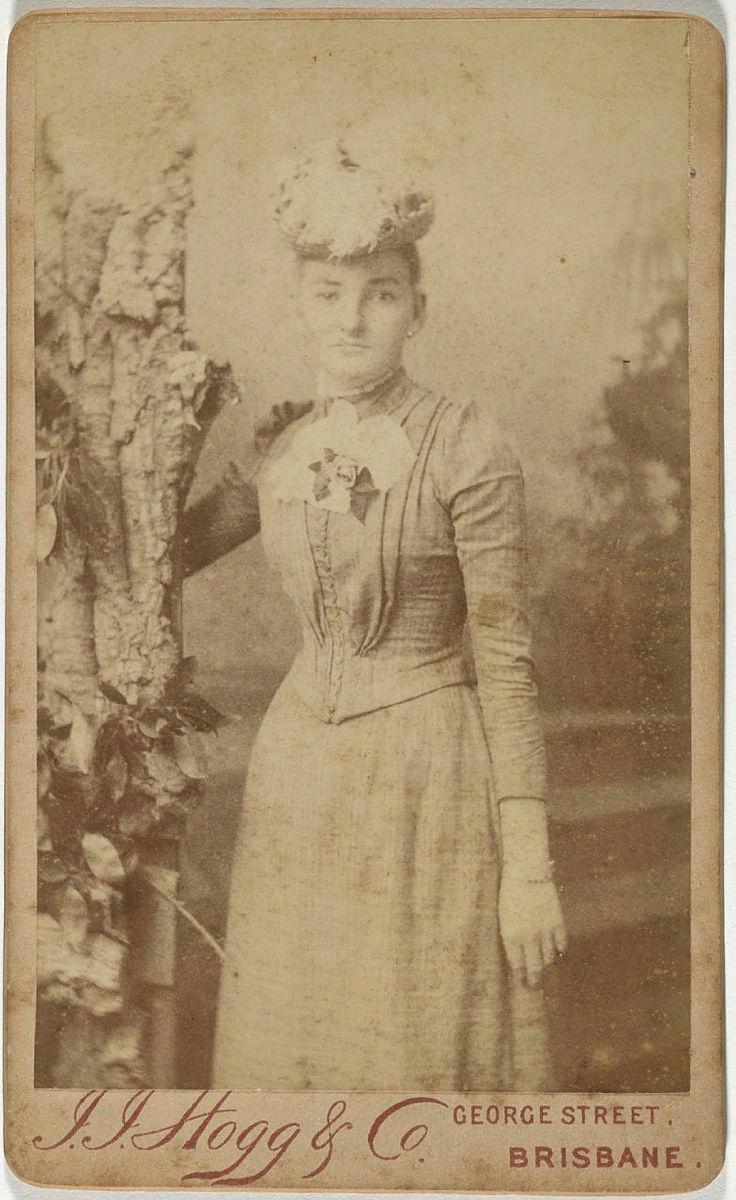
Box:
left=325, top=367, right=375, bottom=387
left=321, top=356, right=397, bottom=389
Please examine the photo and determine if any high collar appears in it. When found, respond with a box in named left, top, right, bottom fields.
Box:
left=315, top=365, right=409, bottom=420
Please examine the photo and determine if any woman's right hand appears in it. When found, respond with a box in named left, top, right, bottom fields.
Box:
left=254, top=400, right=314, bottom=454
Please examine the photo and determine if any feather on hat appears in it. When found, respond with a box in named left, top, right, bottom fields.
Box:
left=274, top=140, right=434, bottom=260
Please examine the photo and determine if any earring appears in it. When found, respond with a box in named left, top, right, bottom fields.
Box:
left=407, top=329, right=415, bottom=338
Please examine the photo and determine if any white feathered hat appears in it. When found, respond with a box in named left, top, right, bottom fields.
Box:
left=274, top=139, right=434, bottom=260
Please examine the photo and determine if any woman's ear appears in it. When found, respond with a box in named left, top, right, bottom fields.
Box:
left=412, top=289, right=427, bottom=332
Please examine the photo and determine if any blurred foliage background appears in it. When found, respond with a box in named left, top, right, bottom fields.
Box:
left=532, top=283, right=689, bottom=717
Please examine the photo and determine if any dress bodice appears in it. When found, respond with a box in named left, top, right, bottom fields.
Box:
left=255, top=368, right=548, bottom=803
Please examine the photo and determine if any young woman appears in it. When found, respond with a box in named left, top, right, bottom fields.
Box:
left=182, top=142, right=567, bottom=1091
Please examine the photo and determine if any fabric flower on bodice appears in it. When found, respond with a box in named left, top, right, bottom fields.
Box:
left=269, top=399, right=416, bottom=516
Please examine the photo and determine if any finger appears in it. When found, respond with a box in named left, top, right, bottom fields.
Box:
left=541, top=932, right=556, bottom=967
left=553, top=923, right=568, bottom=956
left=504, top=939, right=525, bottom=976
left=523, top=940, right=544, bottom=989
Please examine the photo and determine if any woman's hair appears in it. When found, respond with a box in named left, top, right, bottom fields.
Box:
left=296, top=242, right=422, bottom=288
left=398, top=243, right=422, bottom=287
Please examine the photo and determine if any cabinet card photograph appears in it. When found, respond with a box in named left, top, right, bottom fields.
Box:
left=5, top=7, right=725, bottom=1193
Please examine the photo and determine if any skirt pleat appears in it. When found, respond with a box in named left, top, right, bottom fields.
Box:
left=212, top=680, right=550, bottom=1091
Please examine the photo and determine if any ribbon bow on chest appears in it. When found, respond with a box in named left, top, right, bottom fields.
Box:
left=269, top=398, right=416, bottom=517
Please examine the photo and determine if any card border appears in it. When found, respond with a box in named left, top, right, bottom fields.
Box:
left=5, top=8, right=726, bottom=1193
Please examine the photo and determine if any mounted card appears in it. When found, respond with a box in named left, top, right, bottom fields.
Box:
left=5, top=6, right=725, bottom=1193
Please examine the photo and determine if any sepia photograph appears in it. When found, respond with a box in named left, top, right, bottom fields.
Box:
left=33, top=10, right=692, bottom=1095
left=5, top=6, right=725, bottom=1193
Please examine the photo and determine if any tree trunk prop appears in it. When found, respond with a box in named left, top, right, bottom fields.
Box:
left=35, top=107, right=238, bottom=1086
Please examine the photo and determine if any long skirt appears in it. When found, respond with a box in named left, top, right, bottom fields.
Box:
left=211, top=678, right=550, bottom=1091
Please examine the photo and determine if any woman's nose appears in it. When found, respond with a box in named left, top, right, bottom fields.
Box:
left=339, top=296, right=365, bottom=335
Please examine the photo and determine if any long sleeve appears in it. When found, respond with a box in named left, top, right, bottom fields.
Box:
left=437, top=399, right=547, bottom=802
left=180, top=400, right=317, bottom=576
left=180, top=462, right=260, bottom=577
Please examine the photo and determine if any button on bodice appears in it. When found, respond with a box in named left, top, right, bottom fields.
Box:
left=256, top=372, right=548, bottom=803
left=305, top=502, right=364, bottom=720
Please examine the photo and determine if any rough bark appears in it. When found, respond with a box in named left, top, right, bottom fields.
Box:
left=35, top=107, right=238, bottom=1086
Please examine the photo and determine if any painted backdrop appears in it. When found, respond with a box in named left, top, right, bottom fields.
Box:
left=36, top=15, right=690, bottom=1090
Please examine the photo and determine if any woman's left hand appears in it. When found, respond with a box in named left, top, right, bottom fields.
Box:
left=498, top=875, right=568, bottom=989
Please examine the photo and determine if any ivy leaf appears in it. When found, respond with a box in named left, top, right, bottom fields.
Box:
left=93, top=717, right=122, bottom=773
left=175, top=693, right=227, bottom=733
left=37, top=913, right=73, bottom=988
left=158, top=795, right=193, bottom=823
left=38, top=708, right=55, bottom=737
left=37, top=806, right=53, bottom=852
left=137, top=713, right=168, bottom=740
left=122, top=848, right=139, bottom=876
left=44, top=780, right=88, bottom=861
left=84, top=932, right=125, bottom=996
left=82, top=832, right=126, bottom=885
left=86, top=880, right=114, bottom=935
left=37, top=504, right=58, bottom=561
left=105, top=754, right=128, bottom=802
left=99, top=681, right=128, bottom=706
left=171, top=731, right=208, bottom=779
left=119, top=740, right=147, bottom=779
left=118, top=803, right=157, bottom=838
left=49, top=765, right=97, bottom=807
left=48, top=722, right=73, bottom=741
left=165, top=657, right=198, bottom=700
left=144, top=747, right=189, bottom=796
left=37, top=751, right=52, bottom=802
left=38, top=851, right=70, bottom=884
left=59, top=884, right=89, bottom=951
left=69, top=706, right=96, bottom=773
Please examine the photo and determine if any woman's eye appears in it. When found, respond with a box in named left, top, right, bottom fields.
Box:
left=377, top=291, right=397, bottom=302
left=316, top=291, right=338, bottom=301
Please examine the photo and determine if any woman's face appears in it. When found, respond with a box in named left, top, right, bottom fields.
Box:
left=297, top=249, right=425, bottom=388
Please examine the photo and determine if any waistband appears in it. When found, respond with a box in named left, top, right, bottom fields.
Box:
left=286, top=647, right=472, bottom=724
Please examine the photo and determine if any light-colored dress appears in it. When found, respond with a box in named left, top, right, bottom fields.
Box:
left=211, top=367, right=550, bottom=1091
